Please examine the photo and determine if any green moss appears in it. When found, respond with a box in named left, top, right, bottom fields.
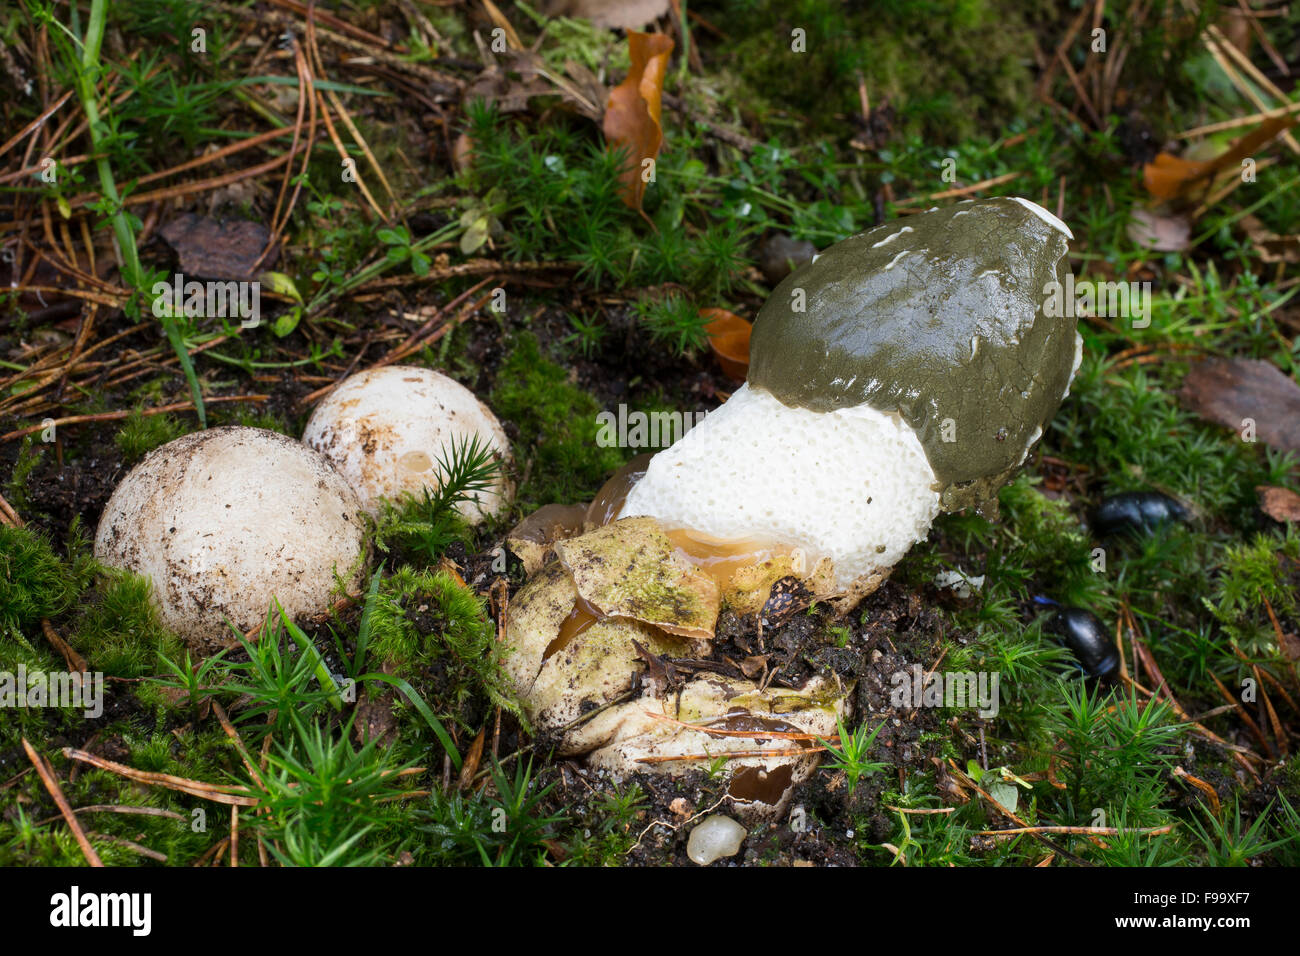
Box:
left=996, top=477, right=1111, bottom=611
left=1206, top=529, right=1300, bottom=653
left=367, top=566, right=520, bottom=730
left=114, top=408, right=187, bottom=463
left=0, top=723, right=237, bottom=866
left=68, top=568, right=183, bottom=678
left=0, top=525, right=80, bottom=635
left=490, top=332, right=627, bottom=508
left=715, top=0, right=1041, bottom=143
left=1052, top=355, right=1281, bottom=529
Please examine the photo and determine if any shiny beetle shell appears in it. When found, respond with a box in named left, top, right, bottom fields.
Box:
left=1092, top=491, right=1189, bottom=538
left=1049, top=607, right=1120, bottom=679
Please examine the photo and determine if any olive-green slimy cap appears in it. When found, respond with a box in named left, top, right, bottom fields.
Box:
left=747, top=197, right=1078, bottom=515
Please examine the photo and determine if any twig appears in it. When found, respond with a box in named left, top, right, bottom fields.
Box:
left=979, top=824, right=1175, bottom=837
left=884, top=805, right=955, bottom=815
left=62, top=747, right=258, bottom=806
left=230, top=805, right=239, bottom=868
left=38, top=805, right=185, bottom=824
left=0, top=394, right=270, bottom=444
left=42, top=619, right=89, bottom=673
left=1207, top=670, right=1273, bottom=756
left=1177, top=99, right=1300, bottom=139
left=0, top=491, right=24, bottom=528
left=1173, top=766, right=1222, bottom=818
left=634, top=746, right=824, bottom=764
left=22, top=739, right=103, bottom=867
left=85, top=832, right=166, bottom=863
left=893, top=171, right=1023, bottom=209
left=642, top=710, right=831, bottom=741
left=946, top=759, right=1092, bottom=867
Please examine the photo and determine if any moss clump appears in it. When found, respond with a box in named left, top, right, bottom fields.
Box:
left=1206, top=529, right=1300, bottom=652
left=491, top=332, right=627, bottom=508
left=715, top=0, right=1042, bottom=143
left=114, top=408, right=187, bottom=463
left=367, top=566, right=520, bottom=728
left=995, top=477, right=1110, bottom=610
left=0, top=525, right=81, bottom=635
left=69, top=568, right=183, bottom=678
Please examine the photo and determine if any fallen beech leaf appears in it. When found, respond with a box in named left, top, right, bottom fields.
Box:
left=1142, top=153, right=1209, bottom=202
left=1143, top=113, right=1299, bottom=200
left=1127, top=208, right=1191, bottom=252
left=603, top=30, right=673, bottom=210
left=1258, top=486, right=1300, bottom=522
left=1178, top=358, right=1300, bottom=453
left=159, top=213, right=276, bottom=281
left=701, top=307, right=751, bottom=380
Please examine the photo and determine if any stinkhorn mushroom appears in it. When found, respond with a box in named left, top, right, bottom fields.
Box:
left=619, top=197, right=1081, bottom=591
left=94, top=428, right=369, bottom=654
left=302, top=365, right=513, bottom=521
left=500, top=198, right=1081, bottom=815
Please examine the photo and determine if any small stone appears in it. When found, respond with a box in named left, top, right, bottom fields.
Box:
left=687, top=814, right=748, bottom=865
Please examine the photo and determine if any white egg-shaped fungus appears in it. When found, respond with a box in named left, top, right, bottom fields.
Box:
left=302, top=365, right=513, bottom=521
left=94, top=427, right=369, bottom=654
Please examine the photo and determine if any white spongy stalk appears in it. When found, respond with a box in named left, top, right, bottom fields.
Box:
left=618, top=384, right=941, bottom=588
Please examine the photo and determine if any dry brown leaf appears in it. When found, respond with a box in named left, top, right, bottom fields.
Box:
left=1143, top=153, right=1210, bottom=202
left=1179, top=358, right=1300, bottom=453
left=1258, top=485, right=1300, bottom=523
left=1127, top=208, right=1192, bottom=252
left=462, top=51, right=562, bottom=115
left=1143, top=113, right=1299, bottom=200
left=159, top=213, right=276, bottom=281
left=700, top=307, right=751, bottom=381
left=603, top=30, right=673, bottom=211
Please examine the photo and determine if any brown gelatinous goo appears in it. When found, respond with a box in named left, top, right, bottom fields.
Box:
left=729, top=763, right=795, bottom=805
left=747, top=197, right=1078, bottom=514
left=506, top=502, right=589, bottom=575
left=587, top=453, right=655, bottom=528
left=543, top=593, right=605, bottom=661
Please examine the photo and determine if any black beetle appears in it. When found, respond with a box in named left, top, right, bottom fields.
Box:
left=1048, top=607, right=1120, bottom=679
left=1092, top=491, right=1189, bottom=538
